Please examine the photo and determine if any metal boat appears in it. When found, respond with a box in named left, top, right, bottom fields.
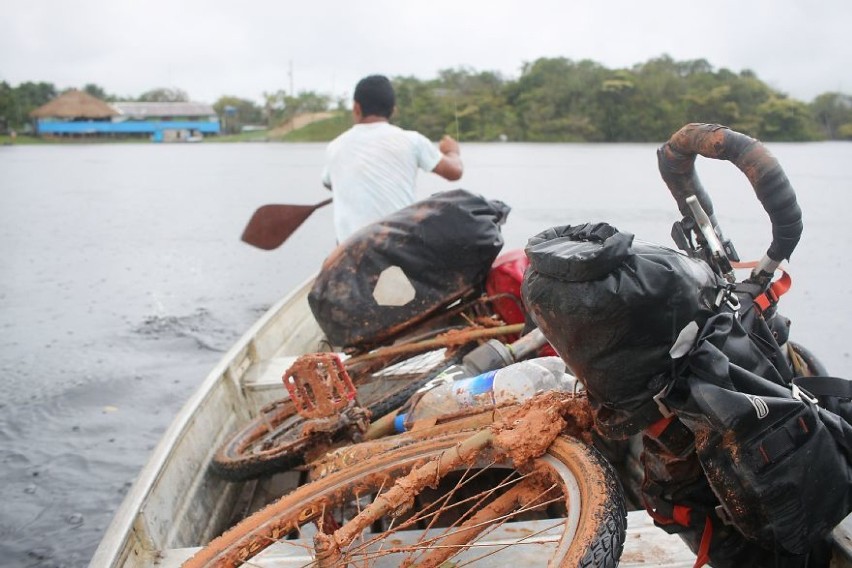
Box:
left=90, top=275, right=852, bottom=567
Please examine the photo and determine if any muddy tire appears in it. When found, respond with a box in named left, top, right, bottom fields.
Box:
left=190, top=432, right=627, bottom=567
left=210, top=346, right=472, bottom=482
left=210, top=398, right=315, bottom=481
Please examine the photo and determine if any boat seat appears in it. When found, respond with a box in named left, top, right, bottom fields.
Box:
left=243, top=357, right=299, bottom=391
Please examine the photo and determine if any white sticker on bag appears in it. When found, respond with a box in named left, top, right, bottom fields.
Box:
left=372, top=265, right=416, bottom=306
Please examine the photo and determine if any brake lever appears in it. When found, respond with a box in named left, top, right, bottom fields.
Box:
left=685, top=196, right=736, bottom=282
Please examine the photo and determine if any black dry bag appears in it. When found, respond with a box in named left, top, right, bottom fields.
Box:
left=521, top=222, right=722, bottom=436
left=309, top=189, right=510, bottom=349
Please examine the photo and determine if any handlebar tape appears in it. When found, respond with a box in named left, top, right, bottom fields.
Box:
left=657, top=123, right=802, bottom=262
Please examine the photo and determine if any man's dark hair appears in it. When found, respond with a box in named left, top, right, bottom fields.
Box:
left=354, top=75, right=395, bottom=118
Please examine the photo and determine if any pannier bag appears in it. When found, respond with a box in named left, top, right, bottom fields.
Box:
left=521, top=222, right=721, bottom=437
left=308, top=189, right=510, bottom=349
left=651, top=305, right=852, bottom=564
left=670, top=309, right=852, bottom=553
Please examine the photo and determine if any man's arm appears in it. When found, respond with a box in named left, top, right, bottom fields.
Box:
left=432, top=135, right=463, bottom=181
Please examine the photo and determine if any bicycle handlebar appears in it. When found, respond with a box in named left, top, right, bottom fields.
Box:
left=657, top=123, right=803, bottom=273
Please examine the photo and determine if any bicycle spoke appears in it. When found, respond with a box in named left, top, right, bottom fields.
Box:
left=453, top=519, right=569, bottom=568
left=339, top=468, right=563, bottom=567
left=401, top=465, right=525, bottom=559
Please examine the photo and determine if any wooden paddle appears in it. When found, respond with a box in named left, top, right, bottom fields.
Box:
left=240, top=198, right=332, bottom=250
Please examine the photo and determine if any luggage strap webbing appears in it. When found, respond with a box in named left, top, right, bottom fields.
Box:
left=731, top=261, right=792, bottom=313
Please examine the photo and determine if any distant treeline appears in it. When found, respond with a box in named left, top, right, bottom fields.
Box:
left=3, top=55, right=851, bottom=142
left=390, top=57, right=852, bottom=142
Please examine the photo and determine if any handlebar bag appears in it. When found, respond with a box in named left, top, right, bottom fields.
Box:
left=521, top=222, right=721, bottom=437
left=309, top=189, right=510, bottom=349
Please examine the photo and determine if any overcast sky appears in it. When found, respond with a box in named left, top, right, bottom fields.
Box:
left=3, top=0, right=850, bottom=105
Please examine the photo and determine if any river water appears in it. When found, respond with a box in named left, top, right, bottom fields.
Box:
left=1, top=141, right=850, bottom=567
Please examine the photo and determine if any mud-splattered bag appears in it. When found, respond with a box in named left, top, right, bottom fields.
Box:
left=521, top=222, right=721, bottom=437
left=653, top=305, right=852, bottom=562
left=308, top=189, right=510, bottom=349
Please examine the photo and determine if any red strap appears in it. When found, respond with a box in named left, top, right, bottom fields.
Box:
left=642, top=489, right=677, bottom=527
left=646, top=415, right=676, bottom=438
left=641, top=493, right=692, bottom=527
left=692, top=515, right=714, bottom=568
left=672, top=505, right=692, bottom=527
left=731, top=260, right=792, bottom=312
left=754, top=269, right=792, bottom=312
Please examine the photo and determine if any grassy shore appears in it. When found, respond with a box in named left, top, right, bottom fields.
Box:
left=212, top=112, right=350, bottom=143
left=0, top=134, right=49, bottom=145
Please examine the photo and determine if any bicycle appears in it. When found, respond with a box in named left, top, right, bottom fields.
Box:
left=210, top=291, right=533, bottom=481
left=186, top=387, right=627, bottom=567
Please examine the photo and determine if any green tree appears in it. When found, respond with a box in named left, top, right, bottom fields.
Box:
left=11, top=81, right=57, bottom=131
left=213, top=96, right=264, bottom=134
left=0, top=81, right=17, bottom=131
left=437, top=68, right=520, bottom=141
left=83, top=83, right=111, bottom=101
left=138, top=88, right=189, bottom=102
left=629, top=56, right=692, bottom=139
left=721, top=72, right=775, bottom=135
left=810, top=92, right=852, bottom=139
left=392, top=76, right=447, bottom=139
left=682, top=85, right=741, bottom=127
left=756, top=96, right=818, bottom=141
left=838, top=123, right=852, bottom=140
left=262, top=90, right=331, bottom=126
left=511, top=57, right=607, bottom=141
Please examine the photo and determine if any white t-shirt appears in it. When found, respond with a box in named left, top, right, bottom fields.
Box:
left=321, top=122, right=442, bottom=241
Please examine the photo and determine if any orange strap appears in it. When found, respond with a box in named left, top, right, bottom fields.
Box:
left=643, top=417, right=713, bottom=568
left=643, top=498, right=693, bottom=528
left=731, top=260, right=792, bottom=312
left=693, top=515, right=714, bottom=568
left=646, top=415, right=676, bottom=438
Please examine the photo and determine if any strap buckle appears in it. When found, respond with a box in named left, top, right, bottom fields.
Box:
left=653, top=383, right=674, bottom=418
left=791, top=383, right=819, bottom=405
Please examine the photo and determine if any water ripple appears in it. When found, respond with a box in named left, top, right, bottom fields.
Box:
left=132, top=307, right=238, bottom=352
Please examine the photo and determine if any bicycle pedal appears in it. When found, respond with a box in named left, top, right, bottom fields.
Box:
left=282, top=353, right=357, bottom=419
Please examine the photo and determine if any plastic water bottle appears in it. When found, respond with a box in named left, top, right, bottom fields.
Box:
left=399, top=357, right=578, bottom=430
left=492, top=356, right=577, bottom=404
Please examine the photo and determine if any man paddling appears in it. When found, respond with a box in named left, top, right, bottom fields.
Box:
left=321, top=75, right=464, bottom=242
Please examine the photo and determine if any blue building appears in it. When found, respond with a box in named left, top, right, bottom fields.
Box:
left=30, top=90, right=221, bottom=141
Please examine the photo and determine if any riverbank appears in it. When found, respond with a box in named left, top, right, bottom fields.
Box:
left=0, top=111, right=351, bottom=146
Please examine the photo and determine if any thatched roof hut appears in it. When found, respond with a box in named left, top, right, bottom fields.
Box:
left=30, top=90, right=119, bottom=119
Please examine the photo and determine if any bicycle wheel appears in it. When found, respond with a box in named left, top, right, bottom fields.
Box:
left=210, top=326, right=520, bottom=482
left=210, top=398, right=318, bottom=481
left=189, top=432, right=627, bottom=567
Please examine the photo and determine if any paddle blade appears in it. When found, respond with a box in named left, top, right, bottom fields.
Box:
left=241, top=199, right=331, bottom=250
